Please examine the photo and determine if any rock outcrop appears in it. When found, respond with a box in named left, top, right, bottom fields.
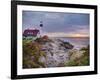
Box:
left=36, top=37, right=74, bottom=67
left=23, top=36, right=89, bottom=68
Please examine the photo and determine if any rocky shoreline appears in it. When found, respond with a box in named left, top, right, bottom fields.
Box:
left=37, top=38, right=73, bottom=67
left=23, top=37, right=89, bottom=68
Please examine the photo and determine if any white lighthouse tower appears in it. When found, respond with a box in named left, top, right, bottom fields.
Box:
left=39, top=21, right=43, bottom=37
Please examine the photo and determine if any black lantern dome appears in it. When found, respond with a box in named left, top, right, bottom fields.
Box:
left=40, top=21, right=43, bottom=27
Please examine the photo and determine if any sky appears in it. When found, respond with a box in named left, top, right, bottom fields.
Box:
left=22, top=11, right=90, bottom=37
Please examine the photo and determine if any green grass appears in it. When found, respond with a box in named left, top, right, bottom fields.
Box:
left=23, top=40, right=46, bottom=68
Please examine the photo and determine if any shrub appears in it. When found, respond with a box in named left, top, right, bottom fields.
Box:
left=65, top=45, right=89, bottom=66
left=23, top=41, right=46, bottom=68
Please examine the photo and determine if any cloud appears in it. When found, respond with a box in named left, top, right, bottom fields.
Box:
left=45, top=32, right=89, bottom=37
left=44, top=13, right=62, bottom=19
left=22, top=11, right=89, bottom=36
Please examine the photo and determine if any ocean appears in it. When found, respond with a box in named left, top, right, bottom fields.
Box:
left=54, top=37, right=89, bottom=49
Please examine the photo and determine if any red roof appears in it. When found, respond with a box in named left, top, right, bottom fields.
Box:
left=23, top=29, right=39, bottom=37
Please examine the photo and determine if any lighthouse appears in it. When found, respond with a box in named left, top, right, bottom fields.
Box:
left=39, top=21, right=43, bottom=37
left=40, top=21, right=43, bottom=27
